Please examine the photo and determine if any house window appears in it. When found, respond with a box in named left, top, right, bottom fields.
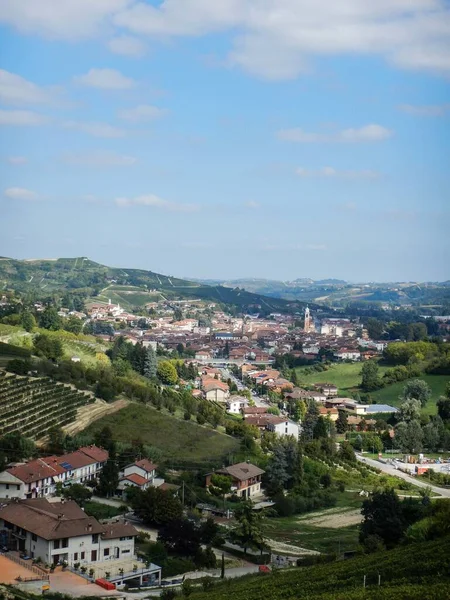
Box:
left=103, top=548, right=110, bottom=557
left=17, top=485, right=20, bottom=491
left=5, top=484, right=9, bottom=490
left=32, top=534, right=37, bottom=542
left=80, top=552, right=85, bottom=560
left=91, top=550, right=97, bottom=562
left=92, top=534, right=99, bottom=544
left=54, top=540, right=60, bottom=550
left=122, top=549, right=131, bottom=554
left=74, top=553, right=78, bottom=561
left=61, top=538, right=68, bottom=548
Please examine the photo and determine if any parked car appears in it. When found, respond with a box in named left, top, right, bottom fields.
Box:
left=258, top=565, right=271, bottom=573
left=20, top=553, right=31, bottom=560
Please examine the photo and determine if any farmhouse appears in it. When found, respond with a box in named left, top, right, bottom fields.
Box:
left=0, top=497, right=161, bottom=587
left=206, top=462, right=265, bottom=499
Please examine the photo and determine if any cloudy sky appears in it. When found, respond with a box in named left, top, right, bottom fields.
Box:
left=1, top=0, right=449, bottom=282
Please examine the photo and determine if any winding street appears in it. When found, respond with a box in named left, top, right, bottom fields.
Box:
left=356, top=454, right=450, bottom=499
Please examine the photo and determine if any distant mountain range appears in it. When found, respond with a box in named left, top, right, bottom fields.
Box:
left=0, top=257, right=313, bottom=313
left=190, top=276, right=450, bottom=307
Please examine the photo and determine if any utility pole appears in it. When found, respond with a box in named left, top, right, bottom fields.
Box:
left=363, top=575, right=366, bottom=589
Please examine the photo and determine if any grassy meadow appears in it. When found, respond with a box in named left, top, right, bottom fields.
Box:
left=84, top=402, right=239, bottom=465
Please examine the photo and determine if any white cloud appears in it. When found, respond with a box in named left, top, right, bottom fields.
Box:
left=73, top=68, right=135, bottom=90
left=278, top=124, right=393, bottom=143
left=63, top=120, right=125, bottom=138
left=398, top=103, right=450, bottom=116
left=108, top=35, right=147, bottom=57
left=0, top=109, right=48, bottom=126
left=0, top=0, right=130, bottom=39
left=7, top=156, right=27, bottom=165
left=2, top=1, right=449, bottom=79
left=115, top=194, right=199, bottom=212
left=113, top=0, right=450, bottom=78
left=118, top=104, right=168, bottom=122
left=63, top=151, right=137, bottom=167
left=0, top=69, right=57, bottom=105
left=245, top=200, right=260, bottom=209
left=296, top=166, right=380, bottom=179
left=4, top=187, right=37, bottom=200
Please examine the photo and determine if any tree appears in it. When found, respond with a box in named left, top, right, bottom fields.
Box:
left=157, top=361, right=178, bottom=385
left=423, top=422, right=440, bottom=452
left=228, top=501, right=265, bottom=554
left=209, top=474, right=232, bottom=497
left=62, top=483, right=92, bottom=506
left=360, top=361, right=381, bottom=392
left=360, top=489, right=406, bottom=549
left=97, top=457, right=119, bottom=498
left=313, top=416, right=329, bottom=439
left=158, top=518, right=202, bottom=556
left=64, top=316, right=83, bottom=335
left=401, top=379, right=431, bottom=408
left=33, top=334, right=63, bottom=361
left=437, top=397, right=450, bottom=422
left=130, top=487, right=183, bottom=526
left=398, top=398, right=421, bottom=422
left=366, top=318, right=384, bottom=340
left=339, top=441, right=356, bottom=462
left=93, top=426, right=115, bottom=453
left=46, top=426, right=66, bottom=455
left=394, top=420, right=423, bottom=453
left=143, top=346, right=157, bottom=379
left=39, top=307, right=62, bottom=331
left=336, top=410, right=348, bottom=433
left=302, top=400, right=320, bottom=441
left=290, top=369, right=299, bottom=386
left=6, top=358, right=31, bottom=375
left=21, top=311, right=36, bottom=332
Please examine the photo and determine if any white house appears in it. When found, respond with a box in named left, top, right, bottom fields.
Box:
left=117, top=459, right=164, bottom=497
left=226, top=396, right=249, bottom=415
left=0, top=446, right=108, bottom=500
left=334, top=349, right=361, bottom=361
left=0, top=498, right=161, bottom=588
left=266, top=418, right=300, bottom=439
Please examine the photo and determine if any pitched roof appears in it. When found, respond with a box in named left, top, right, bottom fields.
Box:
left=7, top=459, right=66, bottom=485
left=0, top=499, right=104, bottom=540
left=51, top=451, right=96, bottom=470
left=218, top=462, right=265, bottom=481
left=101, top=522, right=138, bottom=540
left=203, top=379, right=229, bottom=392
left=78, top=446, right=109, bottom=463
left=121, top=473, right=147, bottom=486
left=134, top=459, right=158, bottom=473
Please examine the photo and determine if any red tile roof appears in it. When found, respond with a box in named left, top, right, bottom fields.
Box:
left=7, top=459, right=66, bottom=485
left=122, top=473, right=147, bottom=486
left=134, top=459, right=157, bottom=473
left=79, top=446, right=109, bottom=463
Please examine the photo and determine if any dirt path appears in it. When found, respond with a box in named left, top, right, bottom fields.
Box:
left=62, top=398, right=129, bottom=436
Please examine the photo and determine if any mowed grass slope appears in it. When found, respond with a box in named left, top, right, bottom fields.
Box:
left=370, top=374, right=449, bottom=415
left=84, top=403, right=239, bottom=464
left=295, top=363, right=388, bottom=393
left=295, top=362, right=448, bottom=414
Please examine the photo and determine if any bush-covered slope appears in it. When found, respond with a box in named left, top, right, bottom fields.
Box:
left=190, top=537, right=450, bottom=600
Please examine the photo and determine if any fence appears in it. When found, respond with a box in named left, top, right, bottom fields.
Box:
left=1, top=552, right=49, bottom=581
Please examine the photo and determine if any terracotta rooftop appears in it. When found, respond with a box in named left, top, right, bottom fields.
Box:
left=134, top=459, right=158, bottom=473
left=121, top=473, right=147, bottom=487
left=217, top=462, right=265, bottom=481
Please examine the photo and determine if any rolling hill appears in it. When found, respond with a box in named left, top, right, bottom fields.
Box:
left=0, top=257, right=312, bottom=313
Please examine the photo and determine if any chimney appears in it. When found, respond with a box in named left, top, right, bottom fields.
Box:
left=88, top=523, right=93, bottom=532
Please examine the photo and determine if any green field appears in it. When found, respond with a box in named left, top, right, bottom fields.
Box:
left=370, top=374, right=449, bottom=415
left=295, top=363, right=388, bottom=393
left=295, top=363, right=448, bottom=415
left=84, top=403, right=239, bottom=465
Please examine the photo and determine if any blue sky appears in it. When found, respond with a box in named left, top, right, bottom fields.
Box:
left=0, top=1, right=449, bottom=282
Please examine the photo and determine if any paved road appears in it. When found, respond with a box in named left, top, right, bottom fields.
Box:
left=356, top=455, right=450, bottom=498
